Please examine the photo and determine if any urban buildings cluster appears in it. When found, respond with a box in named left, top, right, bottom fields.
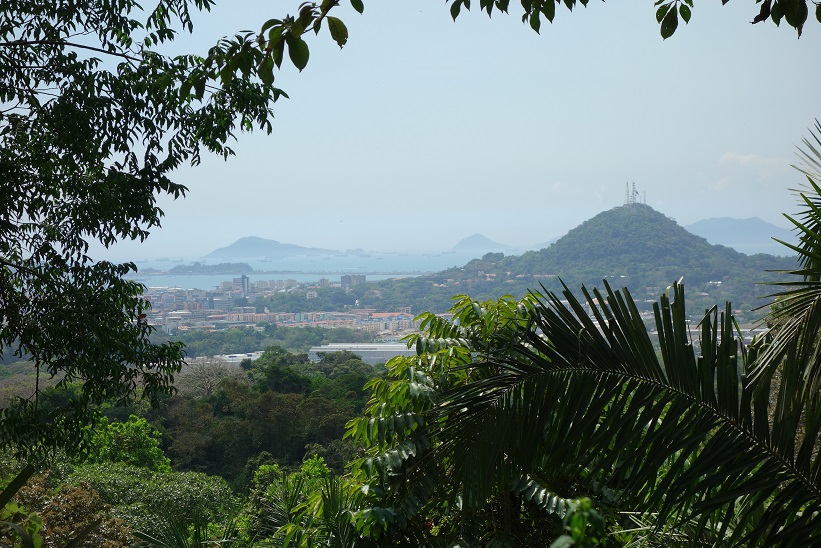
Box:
left=141, top=275, right=420, bottom=336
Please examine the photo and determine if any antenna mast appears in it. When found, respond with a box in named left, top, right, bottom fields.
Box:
left=623, top=182, right=647, bottom=207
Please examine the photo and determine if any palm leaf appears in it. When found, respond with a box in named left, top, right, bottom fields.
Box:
left=435, top=280, right=821, bottom=545
left=754, top=176, right=821, bottom=400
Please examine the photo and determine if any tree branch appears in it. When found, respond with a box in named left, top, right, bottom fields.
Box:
left=0, top=256, right=48, bottom=281
left=0, top=40, right=140, bottom=62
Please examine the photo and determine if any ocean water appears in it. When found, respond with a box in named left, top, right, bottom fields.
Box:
left=123, top=251, right=492, bottom=290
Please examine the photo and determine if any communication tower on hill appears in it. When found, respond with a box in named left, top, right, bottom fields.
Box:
left=623, top=182, right=646, bottom=206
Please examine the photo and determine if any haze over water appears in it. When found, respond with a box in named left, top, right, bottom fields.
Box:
left=127, top=251, right=500, bottom=290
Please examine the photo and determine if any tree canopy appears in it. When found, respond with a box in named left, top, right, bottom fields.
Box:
left=0, top=0, right=346, bottom=460
left=0, top=0, right=816, bottom=460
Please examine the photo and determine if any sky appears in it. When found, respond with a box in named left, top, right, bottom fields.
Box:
left=91, top=1, right=821, bottom=260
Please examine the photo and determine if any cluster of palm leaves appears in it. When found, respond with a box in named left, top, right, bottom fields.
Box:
left=290, top=128, right=821, bottom=546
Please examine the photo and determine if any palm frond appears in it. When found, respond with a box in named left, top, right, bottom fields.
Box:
left=754, top=176, right=821, bottom=401
left=794, top=119, right=821, bottom=183
left=435, top=280, right=821, bottom=545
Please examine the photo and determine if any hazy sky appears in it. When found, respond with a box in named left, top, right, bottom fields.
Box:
left=92, top=1, right=821, bottom=260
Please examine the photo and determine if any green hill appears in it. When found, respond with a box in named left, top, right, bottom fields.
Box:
left=358, top=204, right=796, bottom=321
left=503, top=204, right=784, bottom=287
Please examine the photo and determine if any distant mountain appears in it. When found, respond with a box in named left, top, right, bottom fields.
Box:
left=685, top=217, right=796, bottom=256
left=453, top=234, right=511, bottom=253
left=528, top=236, right=561, bottom=251
left=205, top=236, right=336, bottom=259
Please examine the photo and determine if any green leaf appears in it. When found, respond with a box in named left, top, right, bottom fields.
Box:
left=285, top=35, right=310, bottom=71
left=660, top=7, right=678, bottom=39
left=679, top=3, right=691, bottom=23
left=298, top=4, right=315, bottom=29
left=193, top=76, right=206, bottom=99
left=268, top=26, right=284, bottom=45
left=783, top=0, right=802, bottom=28
left=529, top=10, right=541, bottom=32
left=656, top=3, right=670, bottom=23
left=327, top=16, right=348, bottom=47
left=771, top=0, right=784, bottom=25
left=795, top=0, right=808, bottom=36
left=817, top=3, right=821, bottom=24
left=350, top=0, right=365, bottom=14
left=272, top=45, right=283, bottom=68
left=543, top=0, right=556, bottom=22
left=451, top=0, right=462, bottom=20
left=260, top=18, right=281, bottom=33
left=179, top=80, right=192, bottom=98
left=258, top=56, right=275, bottom=86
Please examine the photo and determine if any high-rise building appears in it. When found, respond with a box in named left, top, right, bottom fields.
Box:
left=232, top=274, right=250, bottom=295
left=341, top=274, right=366, bottom=290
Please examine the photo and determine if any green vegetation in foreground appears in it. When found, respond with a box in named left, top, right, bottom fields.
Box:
left=3, top=0, right=821, bottom=545
left=1, top=347, right=383, bottom=544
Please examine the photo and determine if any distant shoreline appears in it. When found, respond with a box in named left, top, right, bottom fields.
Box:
left=131, top=270, right=433, bottom=276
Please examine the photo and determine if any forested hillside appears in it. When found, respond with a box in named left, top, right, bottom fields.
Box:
left=358, top=203, right=795, bottom=320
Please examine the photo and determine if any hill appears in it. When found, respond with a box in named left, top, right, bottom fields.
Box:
left=685, top=217, right=795, bottom=256
left=205, top=236, right=336, bottom=259
left=167, top=262, right=253, bottom=274
left=359, top=204, right=796, bottom=321
left=507, top=204, right=759, bottom=286
left=453, top=234, right=511, bottom=253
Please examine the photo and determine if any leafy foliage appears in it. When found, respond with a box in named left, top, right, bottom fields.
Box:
left=15, top=474, right=133, bottom=547
left=0, top=465, right=43, bottom=548
left=0, top=0, right=361, bottom=461
left=147, top=349, right=378, bottom=486
left=444, top=0, right=816, bottom=39
left=61, top=462, right=235, bottom=538
left=256, top=457, right=372, bottom=548
left=254, top=286, right=358, bottom=313
left=330, top=275, right=821, bottom=544
left=84, top=415, right=172, bottom=472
